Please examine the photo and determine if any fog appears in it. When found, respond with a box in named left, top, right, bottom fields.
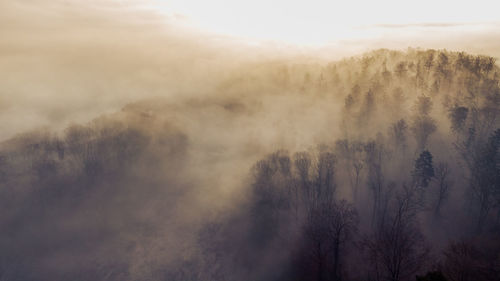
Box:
left=1, top=1, right=500, bottom=280
left=0, top=0, right=262, bottom=140
left=2, top=0, right=500, bottom=141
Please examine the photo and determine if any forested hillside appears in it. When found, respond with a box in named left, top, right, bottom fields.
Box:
left=1, top=49, right=499, bottom=281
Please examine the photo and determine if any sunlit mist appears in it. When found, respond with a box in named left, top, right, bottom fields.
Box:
left=1, top=1, right=500, bottom=281
left=153, top=0, right=500, bottom=45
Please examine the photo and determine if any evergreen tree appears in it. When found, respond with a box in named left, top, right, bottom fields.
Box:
left=413, top=150, right=435, bottom=188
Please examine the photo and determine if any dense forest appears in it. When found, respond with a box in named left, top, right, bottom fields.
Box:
left=1, top=48, right=500, bottom=281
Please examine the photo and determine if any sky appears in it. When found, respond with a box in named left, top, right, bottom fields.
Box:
left=152, top=0, right=500, bottom=46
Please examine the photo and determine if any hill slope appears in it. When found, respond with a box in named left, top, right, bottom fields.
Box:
left=0, top=49, right=499, bottom=281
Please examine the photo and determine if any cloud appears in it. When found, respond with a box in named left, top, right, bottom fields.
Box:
left=373, top=22, right=469, bottom=28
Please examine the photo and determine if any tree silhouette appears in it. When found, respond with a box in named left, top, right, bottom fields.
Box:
left=432, top=162, right=452, bottom=217
left=413, top=150, right=435, bottom=189
left=470, top=128, right=500, bottom=232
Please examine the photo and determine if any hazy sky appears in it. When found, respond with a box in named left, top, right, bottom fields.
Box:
left=153, top=0, right=500, bottom=45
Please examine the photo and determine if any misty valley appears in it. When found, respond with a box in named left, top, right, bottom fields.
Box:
left=1, top=48, right=499, bottom=281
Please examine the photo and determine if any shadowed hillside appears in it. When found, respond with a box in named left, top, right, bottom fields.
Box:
left=0, top=49, right=499, bottom=281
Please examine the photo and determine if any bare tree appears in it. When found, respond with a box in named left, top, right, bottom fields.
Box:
left=364, top=141, right=387, bottom=227
left=395, top=62, right=408, bottom=79
left=410, top=96, right=437, bottom=151
left=441, top=240, right=500, bottom=281
left=363, top=185, right=429, bottom=281
left=448, top=106, right=469, bottom=134
left=413, top=96, right=433, bottom=116
left=469, top=129, right=500, bottom=232
left=390, top=88, right=406, bottom=119
left=424, top=52, right=434, bottom=73
left=303, top=200, right=358, bottom=281
left=390, top=119, right=408, bottom=153
left=329, top=200, right=358, bottom=281
left=432, top=162, right=452, bottom=217
left=335, top=140, right=364, bottom=202
left=411, top=115, right=437, bottom=151
left=294, top=151, right=312, bottom=220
